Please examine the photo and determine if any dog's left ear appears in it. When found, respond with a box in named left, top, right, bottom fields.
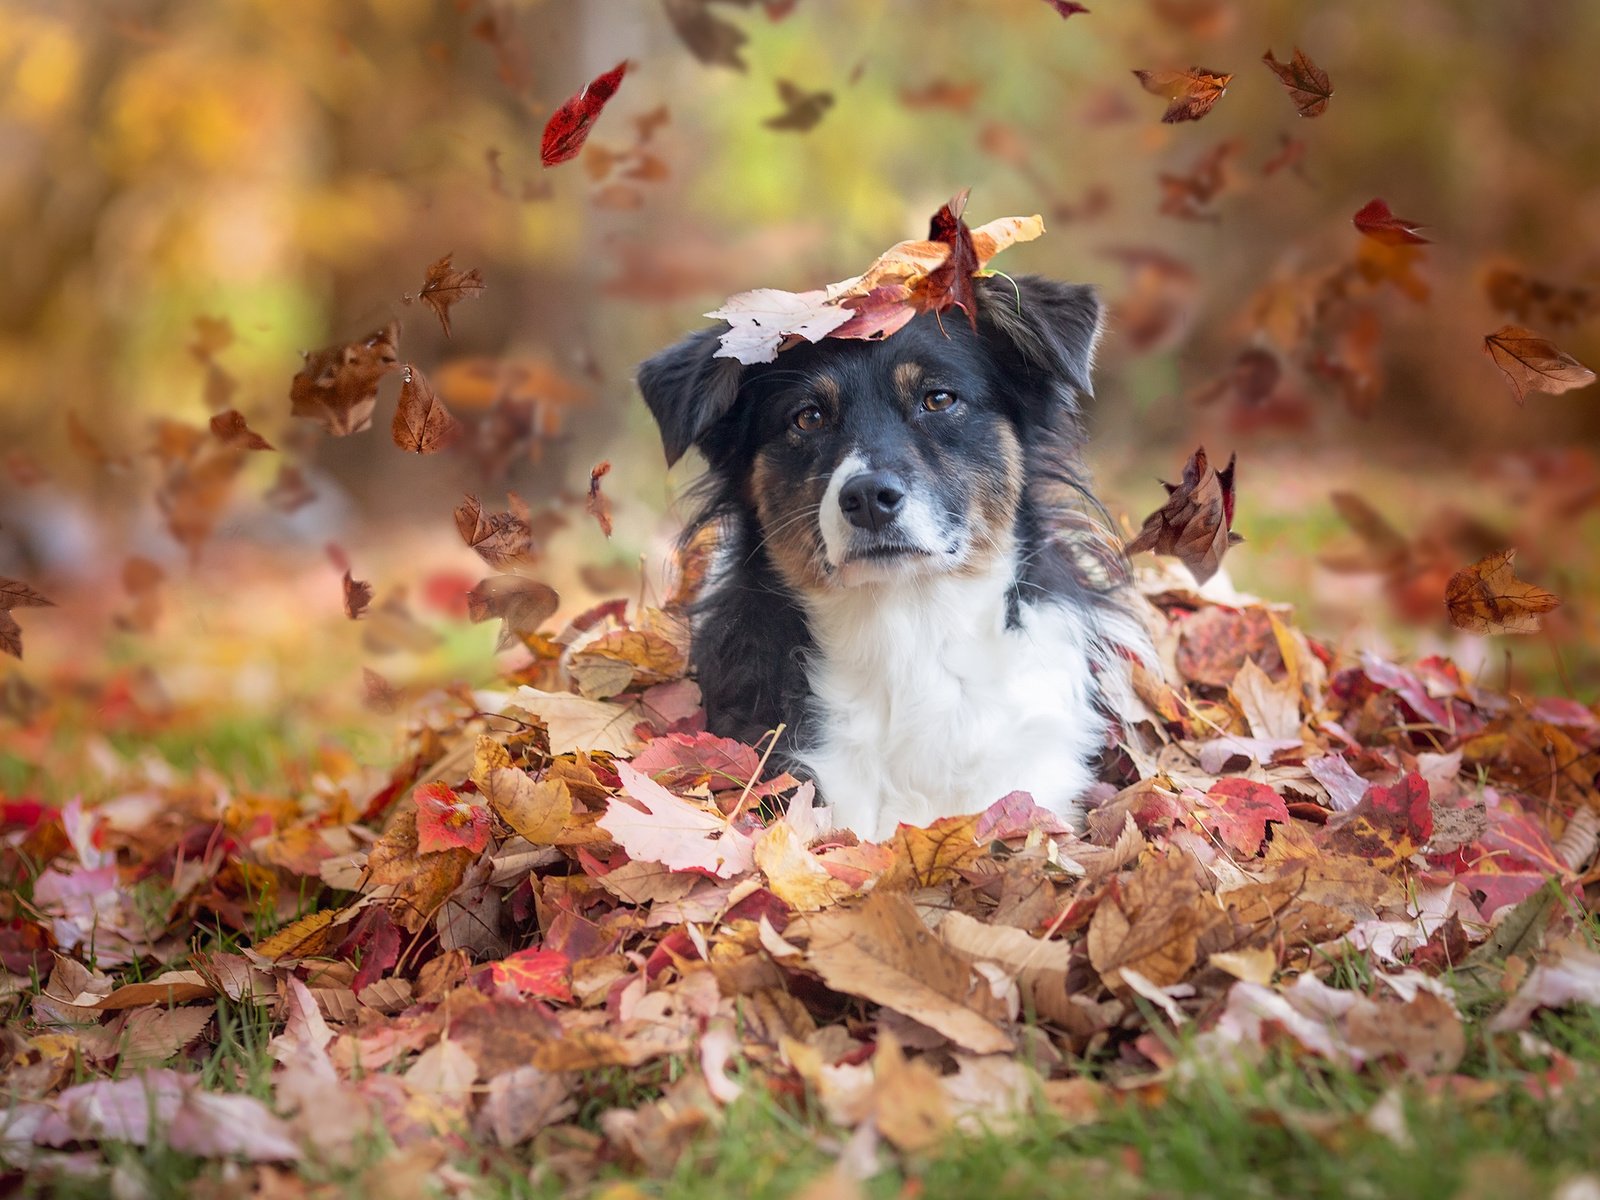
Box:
left=636, top=326, right=744, bottom=468
left=978, top=274, right=1104, bottom=400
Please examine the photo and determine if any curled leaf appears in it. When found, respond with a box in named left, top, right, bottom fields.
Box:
left=1261, top=47, right=1332, bottom=117
left=1124, top=445, right=1243, bottom=585
left=1482, top=325, right=1595, bottom=404
left=1445, top=550, right=1560, bottom=635
left=542, top=61, right=627, bottom=166
left=1132, top=66, right=1233, bottom=123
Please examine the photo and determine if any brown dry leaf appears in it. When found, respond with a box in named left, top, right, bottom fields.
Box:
left=796, top=891, right=1014, bottom=1054
left=408, top=254, right=485, bottom=338
left=366, top=809, right=476, bottom=931
left=662, top=0, right=749, bottom=71
left=456, top=494, right=535, bottom=569
left=483, top=767, right=572, bottom=844
left=116, top=1004, right=216, bottom=1069
left=881, top=814, right=984, bottom=887
left=467, top=575, right=560, bottom=650
left=1086, top=850, right=1222, bottom=990
left=289, top=323, right=401, bottom=436
left=870, top=1032, right=954, bottom=1152
left=156, top=445, right=247, bottom=562
left=1482, top=325, right=1596, bottom=404
left=587, top=461, right=614, bottom=538
left=392, top=366, right=463, bottom=454
left=938, top=910, right=1073, bottom=1026
left=1261, top=47, right=1332, bottom=117
left=1344, top=991, right=1465, bottom=1075
left=342, top=571, right=373, bottom=621
left=569, top=629, right=686, bottom=698
left=1125, top=445, right=1244, bottom=584
left=764, top=79, right=834, bottom=131
left=1132, top=66, right=1233, bottom=123
left=1444, top=549, right=1560, bottom=635
left=208, top=409, right=275, bottom=451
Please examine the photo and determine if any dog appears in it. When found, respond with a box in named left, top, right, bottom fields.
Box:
left=637, top=274, right=1149, bottom=840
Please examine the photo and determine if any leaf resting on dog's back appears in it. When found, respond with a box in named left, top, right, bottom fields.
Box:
left=1125, top=445, right=1243, bottom=584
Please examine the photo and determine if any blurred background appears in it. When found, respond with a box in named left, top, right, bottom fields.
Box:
left=3, top=0, right=1597, bottom=797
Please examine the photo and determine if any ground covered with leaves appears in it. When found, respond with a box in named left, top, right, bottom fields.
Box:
left=4, top=559, right=1599, bottom=1199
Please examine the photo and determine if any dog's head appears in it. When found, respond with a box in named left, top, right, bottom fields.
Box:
left=637, top=275, right=1103, bottom=592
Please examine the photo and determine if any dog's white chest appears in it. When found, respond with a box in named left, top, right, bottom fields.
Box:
left=796, top=566, right=1107, bottom=840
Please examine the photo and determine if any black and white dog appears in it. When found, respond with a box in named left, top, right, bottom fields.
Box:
left=637, top=275, right=1148, bottom=840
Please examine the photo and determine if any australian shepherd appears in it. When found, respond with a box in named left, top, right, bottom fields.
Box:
left=637, top=275, right=1149, bottom=840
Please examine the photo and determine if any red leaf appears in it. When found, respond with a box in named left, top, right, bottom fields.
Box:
left=587, top=461, right=614, bottom=538
left=1352, top=198, right=1429, bottom=246
left=415, top=782, right=491, bottom=855
left=488, top=947, right=573, bottom=1002
left=541, top=61, right=628, bottom=167
left=1042, top=0, right=1089, bottom=16
left=1317, top=772, right=1432, bottom=866
left=1196, top=778, right=1289, bottom=855
left=1124, top=445, right=1244, bottom=585
left=925, top=188, right=981, bottom=330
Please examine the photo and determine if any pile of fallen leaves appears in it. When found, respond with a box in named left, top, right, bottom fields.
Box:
left=4, top=559, right=1598, bottom=1192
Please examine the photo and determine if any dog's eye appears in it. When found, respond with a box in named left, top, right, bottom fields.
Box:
left=792, top=404, right=826, bottom=432
left=921, top=390, right=958, bottom=412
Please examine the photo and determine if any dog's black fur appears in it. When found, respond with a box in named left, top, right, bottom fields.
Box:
left=637, top=275, right=1136, bottom=764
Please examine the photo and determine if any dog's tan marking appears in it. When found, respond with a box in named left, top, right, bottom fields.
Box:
left=752, top=449, right=831, bottom=593
left=959, top=424, right=1025, bottom=576
left=892, top=361, right=923, bottom=402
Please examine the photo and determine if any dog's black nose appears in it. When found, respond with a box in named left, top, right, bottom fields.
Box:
left=839, top=471, right=906, bottom=532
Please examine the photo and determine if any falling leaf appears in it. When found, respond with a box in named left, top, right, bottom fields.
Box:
left=899, top=80, right=983, bottom=111
left=662, top=0, right=748, bottom=70
left=414, top=781, right=492, bottom=855
left=1444, top=550, right=1560, bottom=634
left=0, top=579, right=55, bottom=611
left=764, top=80, right=834, bottom=131
left=208, top=410, right=275, bottom=451
left=392, top=365, right=464, bottom=453
left=342, top=571, right=373, bottom=620
left=1483, top=266, right=1600, bottom=328
left=407, top=253, right=484, bottom=338
left=290, top=322, right=401, bottom=436
left=1481, top=325, right=1595, bottom=404
left=1158, top=140, right=1241, bottom=221
left=455, top=494, right=535, bottom=568
left=467, top=575, right=560, bottom=649
left=542, top=61, right=628, bottom=166
left=1261, top=47, right=1332, bottom=117
left=1125, top=445, right=1244, bottom=584
left=1132, top=66, right=1233, bottom=123
left=1041, top=0, right=1089, bottom=15
left=587, top=461, right=614, bottom=537
left=1351, top=198, right=1429, bottom=246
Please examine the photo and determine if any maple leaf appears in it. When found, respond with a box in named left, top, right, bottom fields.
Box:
left=1351, top=198, right=1429, bottom=246
left=1125, top=445, right=1244, bottom=585
left=1316, top=773, right=1433, bottom=868
left=407, top=253, right=484, bottom=338
left=704, top=288, right=853, bottom=365
left=208, top=409, right=274, bottom=451
left=488, top=948, right=573, bottom=1002
left=764, top=80, right=834, bottom=131
left=541, top=61, right=628, bottom=166
left=1445, top=549, right=1560, bottom=635
left=662, top=0, right=749, bottom=70
left=1042, top=0, right=1089, bottom=15
left=414, top=781, right=492, bottom=855
left=1481, top=325, right=1596, bottom=403
left=466, top=575, right=559, bottom=649
left=587, top=461, right=614, bottom=538
left=0, top=578, right=55, bottom=611
left=599, top=762, right=755, bottom=878
left=1193, top=779, right=1290, bottom=856
left=1132, top=67, right=1233, bottom=123
left=924, top=188, right=982, bottom=330
left=289, top=322, right=401, bottom=436
left=455, top=494, right=536, bottom=568
left=342, top=571, right=373, bottom=620
left=1261, top=47, right=1332, bottom=117
left=392, top=365, right=463, bottom=454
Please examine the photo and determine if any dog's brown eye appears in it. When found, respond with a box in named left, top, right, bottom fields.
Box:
left=922, top=390, right=958, bottom=412
left=793, top=404, right=825, bottom=432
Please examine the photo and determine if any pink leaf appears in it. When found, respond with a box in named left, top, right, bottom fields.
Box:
left=599, top=762, right=756, bottom=879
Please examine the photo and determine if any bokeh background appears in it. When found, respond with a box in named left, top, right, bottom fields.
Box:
left=3, top=0, right=1598, bottom=796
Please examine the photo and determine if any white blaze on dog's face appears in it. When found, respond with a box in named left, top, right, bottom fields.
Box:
left=741, top=323, right=1031, bottom=594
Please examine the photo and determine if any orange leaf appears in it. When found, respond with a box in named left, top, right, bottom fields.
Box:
left=1132, top=66, right=1232, bottom=123
left=1482, top=325, right=1596, bottom=404
left=1444, top=549, right=1560, bottom=634
left=392, top=365, right=463, bottom=454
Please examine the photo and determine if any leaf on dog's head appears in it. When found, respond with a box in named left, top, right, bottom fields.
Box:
left=1352, top=198, right=1429, bottom=247
left=1482, top=325, right=1595, bottom=404
left=290, top=322, right=401, bottom=437
left=1132, top=67, right=1233, bottom=123
left=541, top=61, right=627, bottom=166
left=1445, top=550, right=1560, bottom=635
left=1125, top=445, right=1243, bottom=585
left=1262, top=47, right=1332, bottom=117
left=705, top=289, right=853, bottom=364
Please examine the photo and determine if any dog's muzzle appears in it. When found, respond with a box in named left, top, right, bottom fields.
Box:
left=838, top=470, right=906, bottom=533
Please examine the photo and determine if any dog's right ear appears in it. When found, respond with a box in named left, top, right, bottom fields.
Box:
left=636, top=327, right=743, bottom=468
